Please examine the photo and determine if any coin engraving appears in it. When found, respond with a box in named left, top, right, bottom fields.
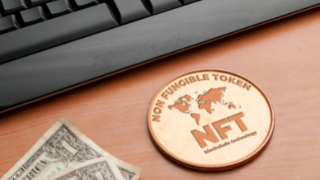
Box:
left=148, top=70, right=274, bottom=171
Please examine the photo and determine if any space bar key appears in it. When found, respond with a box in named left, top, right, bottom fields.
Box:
left=0, top=4, right=118, bottom=64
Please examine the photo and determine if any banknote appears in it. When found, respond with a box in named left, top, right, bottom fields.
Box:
left=44, top=157, right=125, bottom=180
left=1, top=117, right=141, bottom=180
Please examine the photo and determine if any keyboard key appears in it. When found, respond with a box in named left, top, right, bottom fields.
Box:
left=112, top=0, right=150, bottom=24
left=20, top=6, right=46, bottom=26
left=46, top=0, right=72, bottom=18
left=29, top=0, right=52, bottom=7
left=0, top=4, right=118, bottom=63
left=0, top=15, right=19, bottom=34
left=148, top=0, right=181, bottom=14
left=179, top=0, right=199, bottom=5
left=71, top=0, right=98, bottom=10
left=1, top=0, right=27, bottom=15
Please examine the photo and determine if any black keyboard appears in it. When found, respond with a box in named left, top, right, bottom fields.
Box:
left=0, top=0, right=320, bottom=113
left=0, top=0, right=196, bottom=64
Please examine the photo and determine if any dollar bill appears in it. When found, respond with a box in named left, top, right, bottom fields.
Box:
left=1, top=117, right=141, bottom=180
left=44, top=157, right=125, bottom=180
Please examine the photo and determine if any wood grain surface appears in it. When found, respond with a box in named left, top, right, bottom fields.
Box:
left=1, top=7, right=320, bottom=180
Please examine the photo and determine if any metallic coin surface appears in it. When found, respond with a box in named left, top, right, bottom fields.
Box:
left=148, top=70, right=275, bottom=171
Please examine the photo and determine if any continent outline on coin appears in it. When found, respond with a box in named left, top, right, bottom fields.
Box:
left=169, top=87, right=238, bottom=125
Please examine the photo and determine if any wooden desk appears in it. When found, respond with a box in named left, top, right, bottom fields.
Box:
left=1, top=8, right=320, bottom=179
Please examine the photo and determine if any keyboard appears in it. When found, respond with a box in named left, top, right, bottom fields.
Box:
left=0, top=0, right=196, bottom=63
left=0, top=0, right=320, bottom=113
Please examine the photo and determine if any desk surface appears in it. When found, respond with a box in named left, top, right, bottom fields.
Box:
left=1, top=7, right=320, bottom=179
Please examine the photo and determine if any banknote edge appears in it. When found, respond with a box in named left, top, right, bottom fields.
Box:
left=1, top=117, right=142, bottom=180
left=44, top=157, right=125, bottom=180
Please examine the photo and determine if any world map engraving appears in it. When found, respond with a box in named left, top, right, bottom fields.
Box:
left=169, top=87, right=236, bottom=125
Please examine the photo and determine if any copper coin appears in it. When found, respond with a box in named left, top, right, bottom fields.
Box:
left=148, top=70, right=275, bottom=172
